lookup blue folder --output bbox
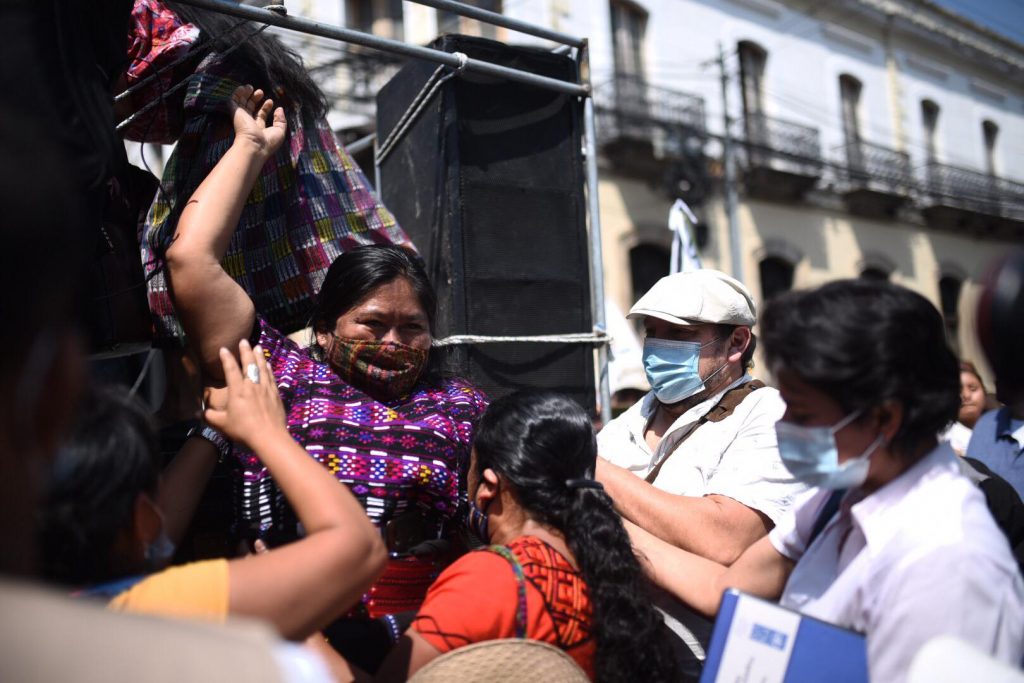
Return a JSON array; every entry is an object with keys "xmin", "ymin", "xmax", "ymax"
[{"xmin": 700, "ymin": 590, "xmax": 868, "ymax": 683}]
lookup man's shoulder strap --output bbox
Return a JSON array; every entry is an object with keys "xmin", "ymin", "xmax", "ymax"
[
  {"xmin": 644, "ymin": 379, "xmax": 766, "ymax": 484},
  {"xmin": 703, "ymin": 379, "xmax": 765, "ymax": 424}
]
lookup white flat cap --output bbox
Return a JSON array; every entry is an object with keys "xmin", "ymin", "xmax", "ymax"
[{"xmin": 628, "ymin": 269, "xmax": 756, "ymax": 327}]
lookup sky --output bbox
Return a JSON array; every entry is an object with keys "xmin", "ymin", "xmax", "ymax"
[{"xmin": 933, "ymin": 0, "xmax": 1024, "ymax": 45}]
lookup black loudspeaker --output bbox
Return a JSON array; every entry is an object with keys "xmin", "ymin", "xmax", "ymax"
[{"xmin": 377, "ymin": 35, "xmax": 594, "ymax": 410}]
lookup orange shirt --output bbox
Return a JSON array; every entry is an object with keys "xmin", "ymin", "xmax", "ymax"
[
  {"xmin": 412, "ymin": 536, "xmax": 595, "ymax": 678},
  {"xmin": 108, "ymin": 559, "xmax": 230, "ymax": 622}
]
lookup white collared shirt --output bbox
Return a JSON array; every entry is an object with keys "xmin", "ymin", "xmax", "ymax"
[
  {"xmin": 597, "ymin": 374, "xmax": 805, "ymax": 525},
  {"xmin": 770, "ymin": 442, "xmax": 1024, "ymax": 683}
]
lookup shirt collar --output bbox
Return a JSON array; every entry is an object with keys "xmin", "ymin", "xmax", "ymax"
[
  {"xmin": 640, "ymin": 373, "xmax": 752, "ymax": 431},
  {"xmin": 847, "ymin": 441, "xmax": 959, "ymax": 548},
  {"xmin": 996, "ymin": 408, "xmax": 1024, "ymax": 448}
]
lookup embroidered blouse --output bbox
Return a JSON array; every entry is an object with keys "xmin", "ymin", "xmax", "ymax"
[{"xmin": 233, "ymin": 318, "xmax": 488, "ymax": 542}]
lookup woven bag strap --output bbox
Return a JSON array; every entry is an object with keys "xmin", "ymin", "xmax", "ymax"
[{"xmin": 487, "ymin": 545, "xmax": 528, "ymax": 639}]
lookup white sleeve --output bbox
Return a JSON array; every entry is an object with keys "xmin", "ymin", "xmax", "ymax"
[
  {"xmin": 864, "ymin": 548, "xmax": 1024, "ymax": 683},
  {"xmin": 702, "ymin": 389, "xmax": 807, "ymax": 525},
  {"xmin": 768, "ymin": 488, "xmax": 829, "ymax": 562}
]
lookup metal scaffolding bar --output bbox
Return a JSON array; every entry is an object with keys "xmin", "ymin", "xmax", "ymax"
[
  {"xmin": 582, "ymin": 64, "xmax": 612, "ymax": 426},
  {"xmin": 172, "ymin": 0, "xmax": 588, "ymax": 96},
  {"xmin": 408, "ymin": 0, "xmax": 585, "ymax": 48}
]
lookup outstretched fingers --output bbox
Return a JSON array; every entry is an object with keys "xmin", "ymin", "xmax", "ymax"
[
  {"xmin": 256, "ymin": 98, "xmax": 275, "ymax": 127},
  {"xmin": 204, "ymin": 347, "xmax": 241, "ymax": 431},
  {"xmin": 219, "ymin": 345, "xmax": 244, "ymax": 388}
]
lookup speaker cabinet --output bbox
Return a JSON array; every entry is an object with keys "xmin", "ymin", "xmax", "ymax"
[{"xmin": 377, "ymin": 35, "xmax": 594, "ymax": 409}]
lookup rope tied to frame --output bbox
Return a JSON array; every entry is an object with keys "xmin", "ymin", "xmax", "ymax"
[
  {"xmin": 374, "ymin": 51, "xmax": 470, "ymax": 166},
  {"xmin": 432, "ymin": 331, "xmax": 611, "ymax": 347}
]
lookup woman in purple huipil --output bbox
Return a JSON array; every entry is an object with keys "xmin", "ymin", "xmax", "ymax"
[{"xmin": 165, "ymin": 86, "xmax": 487, "ymax": 668}]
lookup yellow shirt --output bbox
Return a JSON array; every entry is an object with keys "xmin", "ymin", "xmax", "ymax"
[{"xmin": 108, "ymin": 559, "xmax": 230, "ymax": 622}]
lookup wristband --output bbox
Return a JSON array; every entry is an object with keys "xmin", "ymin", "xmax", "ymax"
[{"xmin": 187, "ymin": 424, "xmax": 232, "ymax": 459}]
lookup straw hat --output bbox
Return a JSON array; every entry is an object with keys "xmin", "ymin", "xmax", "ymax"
[{"xmin": 408, "ymin": 639, "xmax": 590, "ymax": 682}]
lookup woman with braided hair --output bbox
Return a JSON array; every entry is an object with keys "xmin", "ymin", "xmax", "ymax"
[{"xmin": 375, "ymin": 390, "xmax": 680, "ymax": 681}]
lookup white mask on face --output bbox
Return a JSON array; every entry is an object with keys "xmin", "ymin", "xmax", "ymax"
[{"xmin": 775, "ymin": 410, "xmax": 885, "ymax": 489}]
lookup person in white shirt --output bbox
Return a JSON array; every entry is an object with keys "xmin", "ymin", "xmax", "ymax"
[
  {"xmin": 629, "ymin": 279, "xmax": 1024, "ymax": 683},
  {"xmin": 595, "ymin": 270, "xmax": 806, "ymax": 674}
]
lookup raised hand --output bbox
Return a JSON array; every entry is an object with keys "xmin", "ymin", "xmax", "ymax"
[
  {"xmin": 230, "ymin": 84, "xmax": 287, "ymax": 157},
  {"xmin": 205, "ymin": 338, "xmax": 287, "ymax": 449}
]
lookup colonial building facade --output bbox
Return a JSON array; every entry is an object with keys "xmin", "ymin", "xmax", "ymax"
[{"xmin": 287, "ymin": 0, "xmax": 1024, "ymax": 383}]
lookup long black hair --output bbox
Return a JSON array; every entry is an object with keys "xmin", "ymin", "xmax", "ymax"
[
  {"xmin": 761, "ymin": 279, "xmax": 960, "ymax": 460},
  {"xmin": 167, "ymin": 1, "xmax": 328, "ymax": 118},
  {"xmin": 37, "ymin": 384, "xmax": 161, "ymax": 586},
  {"xmin": 472, "ymin": 391, "xmax": 679, "ymax": 683}
]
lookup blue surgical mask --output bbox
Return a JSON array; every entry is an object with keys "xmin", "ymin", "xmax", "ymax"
[
  {"xmin": 642, "ymin": 337, "xmax": 725, "ymax": 404},
  {"xmin": 775, "ymin": 410, "xmax": 885, "ymax": 489},
  {"xmin": 465, "ymin": 498, "xmax": 490, "ymax": 544},
  {"xmin": 144, "ymin": 529, "xmax": 176, "ymax": 569}
]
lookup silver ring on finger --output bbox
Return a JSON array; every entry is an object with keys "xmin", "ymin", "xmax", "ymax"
[{"xmin": 245, "ymin": 363, "xmax": 261, "ymax": 384}]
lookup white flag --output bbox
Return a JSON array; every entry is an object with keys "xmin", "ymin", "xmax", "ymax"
[{"xmin": 668, "ymin": 198, "xmax": 702, "ymax": 274}]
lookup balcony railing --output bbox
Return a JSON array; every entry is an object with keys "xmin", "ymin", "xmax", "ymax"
[
  {"xmin": 595, "ymin": 73, "xmax": 707, "ymax": 144},
  {"xmin": 837, "ymin": 140, "xmax": 914, "ymax": 194},
  {"xmin": 923, "ymin": 162, "xmax": 1024, "ymax": 221},
  {"xmin": 738, "ymin": 113, "xmax": 822, "ymax": 165}
]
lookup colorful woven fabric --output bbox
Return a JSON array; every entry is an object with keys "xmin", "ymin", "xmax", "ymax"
[
  {"xmin": 127, "ymin": 0, "xmax": 412, "ymax": 338},
  {"xmin": 325, "ymin": 337, "xmax": 428, "ymax": 401},
  {"xmin": 412, "ymin": 536, "xmax": 596, "ymax": 678},
  {"xmin": 122, "ymin": 0, "xmax": 199, "ymax": 144},
  {"xmin": 236, "ymin": 318, "xmax": 487, "ymax": 608}
]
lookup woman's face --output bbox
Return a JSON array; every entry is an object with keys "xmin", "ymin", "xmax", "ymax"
[
  {"xmin": 959, "ymin": 371, "xmax": 986, "ymax": 426},
  {"xmin": 326, "ymin": 277, "xmax": 432, "ymax": 350},
  {"xmin": 776, "ymin": 368, "xmax": 883, "ymax": 464}
]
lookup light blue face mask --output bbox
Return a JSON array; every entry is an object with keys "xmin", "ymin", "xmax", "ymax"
[
  {"xmin": 642, "ymin": 337, "xmax": 726, "ymax": 404},
  {"xmin": 775, "ymin": 410, "xmax": 885, "ymax": 490}
]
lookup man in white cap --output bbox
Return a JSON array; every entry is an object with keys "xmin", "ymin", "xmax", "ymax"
[{"xmin": 595, "ymin": 270, "xmax": 805, "ymax": 672}]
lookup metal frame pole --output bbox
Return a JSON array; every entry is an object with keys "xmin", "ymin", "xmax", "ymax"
[
  {"xmin": 580, "ymin": 45, "xmax": 612, "ymax": 426},
  {"xmin": 173, "ymin": 0, "xmax": 588, "ymax": 96},
  {"xmin": 408, "ymin": 0, "xmax": 584, "ymax": 47},
  {"xmin": 173, "ymin": 0, "xmax": 589, "ymax": 96}
]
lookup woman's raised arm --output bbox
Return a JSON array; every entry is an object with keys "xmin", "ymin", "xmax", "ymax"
[{"xmin": 165, "ymin": 85, "xmax": 285, "ymax": 379}]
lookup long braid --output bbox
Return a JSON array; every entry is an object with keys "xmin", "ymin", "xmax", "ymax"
[{"xmin": 474, "ymin": 391, "xmax": 679, "ymax": 682}]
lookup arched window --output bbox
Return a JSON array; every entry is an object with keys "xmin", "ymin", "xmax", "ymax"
[
  {"xmin": 839, "ymin": 74, "xmax": 864, "ymax": 172},
  {"xmin": 921, "ymin": 99, "xmax": 939, "ymax": 164},
  {"xmin": 759, "ymin": 256, "xmax": 794, "ymax": 302},
  {"xmin": 983, "ymin": 119, "xmax": 999, "ymax": 176},
  {"xmin": 738, "ymin": 41, "xmax": 768, "ymax": 146},
  {"xmin": 629, "ymin": 243, "xmax": 670, "ymax": 305},
  {"xmin": 839, "ymin": 74, "xmax": 863, "ymax": 146},
  {"xmin": 610, "ymin": 0, "xmax": 648, "ymax": 80},
  {"xmin": 939, "ymin": 275, "xmax": 962, "ymax": 354}
]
